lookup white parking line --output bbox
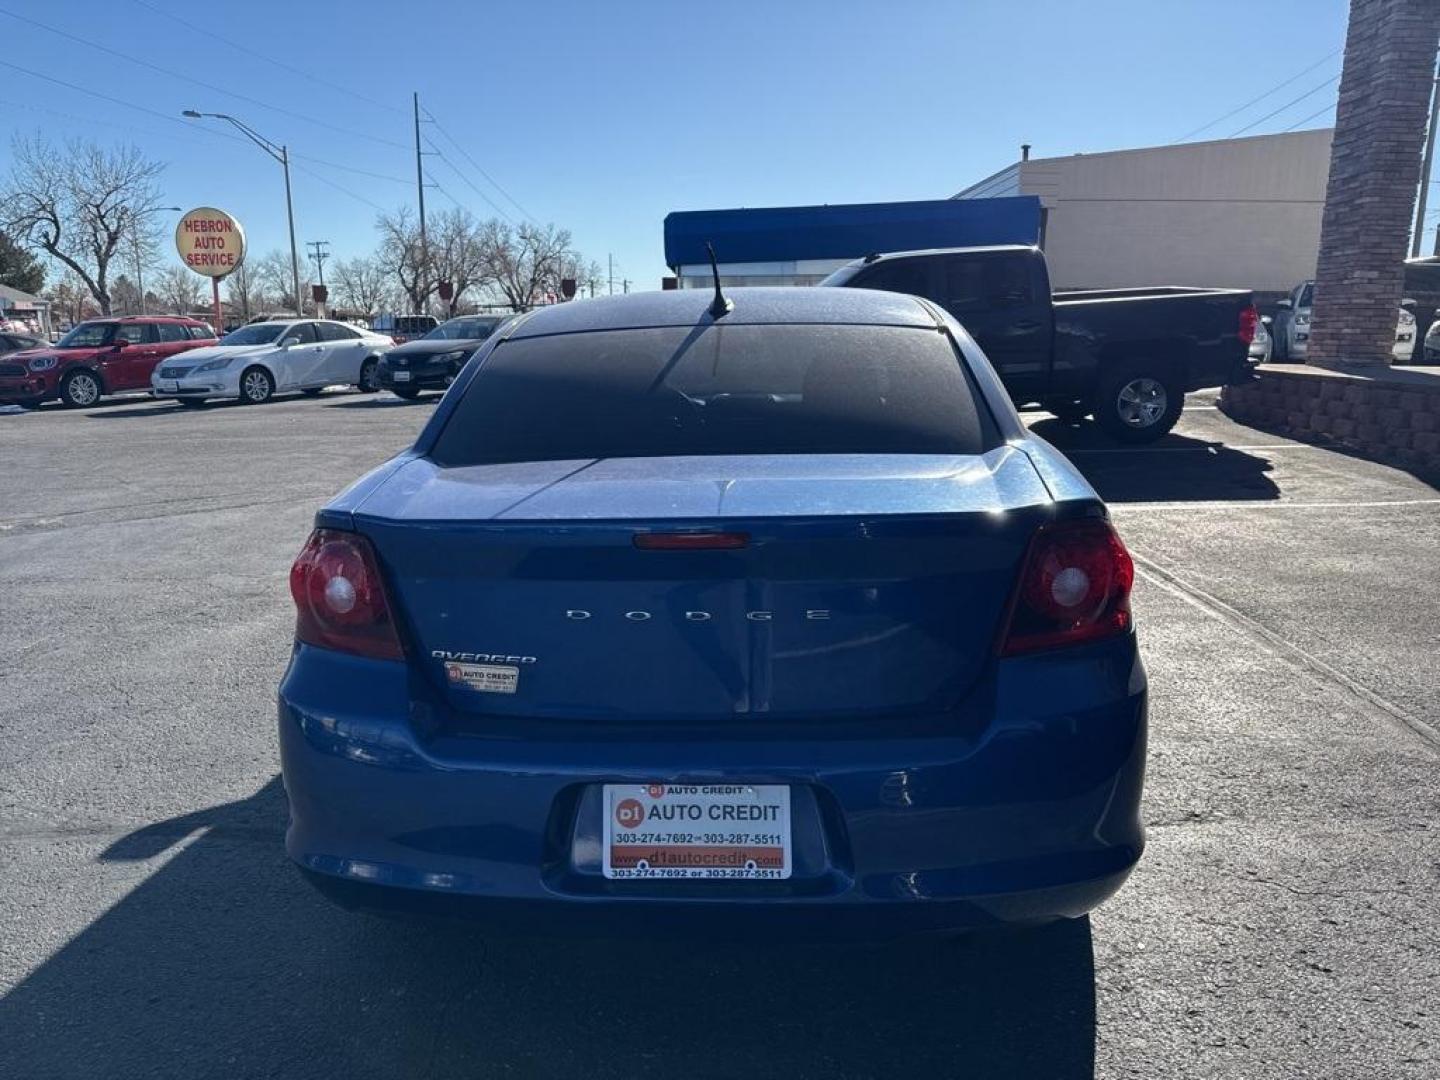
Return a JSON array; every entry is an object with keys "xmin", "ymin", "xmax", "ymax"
[
  {"xmin": 1132, "ymin": 553, "xmax": 1440, "ymax": 749},
  {"xmin": 1112, "ymin": 497, "xmax": 1440, "ymax": 512},
  {"xmin": 1066, "ymin": 444, "xmax": 1303, "ymax": 455}
]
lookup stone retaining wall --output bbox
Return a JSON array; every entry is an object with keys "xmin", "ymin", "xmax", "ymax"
[{"xmin": 1219, "ymin": 365, "xmax": 1440, "ymax": 479}]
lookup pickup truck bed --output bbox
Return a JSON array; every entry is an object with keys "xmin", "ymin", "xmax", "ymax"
[{"xmin": 823, "ymin": 246, "xmax": 1257, "ymax": 442}]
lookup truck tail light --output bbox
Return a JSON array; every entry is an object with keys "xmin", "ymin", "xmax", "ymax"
[
  {"xmin": 999, "ymin": 519, "xmax": 1134, "ymax": 656},
  {"xmin": 1239, "ymin": 304, "xmax": 1259, "ymax": 346},
  {"xmin": 289, "ymin": 529, "xmax": 404, "ymax": 660}
]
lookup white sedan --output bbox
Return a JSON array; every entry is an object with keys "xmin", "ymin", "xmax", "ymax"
[{"xmin": 150, "ymin": 319, "xmax": 393, "ymax": 406}]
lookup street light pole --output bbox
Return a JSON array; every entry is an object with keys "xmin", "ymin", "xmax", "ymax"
[{"xmin": 182, "ymin": 110, "xmax": 303, "ymax": 317}]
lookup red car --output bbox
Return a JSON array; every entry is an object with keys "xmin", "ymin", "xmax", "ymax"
[{"xmin": 0, "ymin": 316, "xmax": 218, "ymax": 408}]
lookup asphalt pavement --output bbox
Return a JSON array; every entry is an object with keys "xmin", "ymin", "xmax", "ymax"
[{"xmin": 0, "ymin": 387, "xmax": 1436, "ymax": 1079}]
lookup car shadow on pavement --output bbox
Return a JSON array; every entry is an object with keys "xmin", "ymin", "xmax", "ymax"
[
  {"xmin": 1028, "ymin": 417, "xmax": 1281, "ymax": 503},
  {"xmin": 326, "ymin": 396, "xmax": 438, "ymax": 409},
  {"xmin": 0, "ymin": 777, "xmax": 1098, "ymax": 1079}
]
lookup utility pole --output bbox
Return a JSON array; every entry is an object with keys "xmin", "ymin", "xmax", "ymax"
[
  {"xmin": 622, "ymin": 279, "xmax": 631, "ymax": 294},
  {"xmin": 413, "ymin": 92, "xmax": 430, "ymax": 317},
  {"xmin": 306, "ymin": 240, "xmax": 330, "ymax": 286},
  {"xmin": 1411, "ymin": 70, "xmax": 1440, "ymax": 258}
]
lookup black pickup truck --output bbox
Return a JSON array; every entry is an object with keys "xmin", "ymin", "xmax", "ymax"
[{"xmin": 822, "ymin": 245, "xmax": 1258, "ymax": 442}]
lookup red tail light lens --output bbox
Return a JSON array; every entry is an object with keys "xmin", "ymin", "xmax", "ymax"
[
  {"xmin": 634, "ymin": 531, "xmax": 750, "ymax": 550},
  {"xmin": 288, "ymin": 529, "xmax": 404, "ymax": 660},
  {"xmin": 1238, "ymin": 304, "xmax": 1259, "ymax": 346},
  {"xmin": 999, "ymin": 519, "xmax": 1135, "ymax": 656}
]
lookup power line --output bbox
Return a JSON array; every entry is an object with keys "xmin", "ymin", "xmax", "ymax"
[
  {"xmin": 0, "ymin": 58, "xmax": 409, "ymax": 212},
  {"xmin": 291, "ymin": 163, "xmax": 388, "ymax": 213},
  {"xmin": 0, "ymin": 5, "xmax": 408, "ymax": 151},
  {"xmin": 290, "ymin": 155, "xmax": 411, "ymax": 185},
  {"xmin": 0, "ymin": 58, "xmax": 249, "ymax": 141},
  {"xmin": 1229, "ymin": 74, "xmax": 1341, "ymax": 137},
  {"xmin": 1172, "ymin": 50, "xmax": 1342, "ymax": 143},
  {"xmin": 1283, "ymin": 101, "xmax": 1339, "ymax": 132},
  {"xmin": 130, "ymin": 0, "xmax": 405, "ymax": 116},
  {"xmin": 423, "ymin": 108, "xmax": 536, "ymax": 221},
  {"xmin": 422, "ymin": 140, "xmax": 516, "ymax": 223}
]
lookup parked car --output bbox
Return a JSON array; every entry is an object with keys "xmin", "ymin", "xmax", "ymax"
[
  {"xmin": 370, "ymin": 313, "xmax": 439, "ymax": 345},
  {"xmin": 0, "ymin": 316, "xmax": 217, "ymax": 408},
  {"xmin": 1425, "ymin": 317, "xmax": 1440, "ymax": 363},
  {"xmin": 821, "ymin": 246, "xmax": 1256, "ymax": 442},
  {"xmin": 1, "ymin": 331, "xmax": 45, "ymax": 357},
  {"xmin": 1250, "ymin": 314, "xmax": 1273, "ymax": 363},
  {"xmin": 279, "ymin": 287, "xmax": 1147, "ymax": 935},
  {"xmin": 151, "ymin": 319, "xmax": 393, "ymax": 406},
  {"xmin": 1270, "ymin": 280, "xmax": 1416, "ymax": 363},
  {"xmin": 377, "ymin": 314, "xmax": 510, "ymax": 399}
]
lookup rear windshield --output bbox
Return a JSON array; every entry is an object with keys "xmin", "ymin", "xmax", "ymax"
[{"xmin": 430, "ymin": 324, "xmax": 995, "ymax": 466}]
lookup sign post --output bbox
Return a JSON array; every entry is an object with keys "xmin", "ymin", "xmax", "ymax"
[{"xmin": 175, "ymin": 206, "xmax": 246, "ymax": 332}]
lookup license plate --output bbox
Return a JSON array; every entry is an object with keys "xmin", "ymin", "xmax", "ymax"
[
  {"xmin": 157, "ymin": 379, "xmax": 178, "ymax": 392},
  {"xmin": 392, "ymin": 371, "xmax": 412, "ymax": 382},
  {"xmin": 603, "ymin": 783, "xmax": 791, "ymax": 880}
]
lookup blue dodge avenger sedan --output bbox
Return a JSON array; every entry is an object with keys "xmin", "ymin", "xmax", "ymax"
[{"xmin": 278, "ymin": 285, "xmax": 1146, "ymax": 936}]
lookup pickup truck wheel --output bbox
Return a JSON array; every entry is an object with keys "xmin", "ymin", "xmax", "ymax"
[
  {"xmin": 1044, "ymin": 399, "xmax": 1090, "ymax": 424},
  {"xmin": 1094, "ymin": 371, "xmax": 1183, "ymax": 443}
]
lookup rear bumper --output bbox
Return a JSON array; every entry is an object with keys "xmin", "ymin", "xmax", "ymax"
[{"xmin": 278, "ymin": 641, "xmax": 1147, "ymax": 938}]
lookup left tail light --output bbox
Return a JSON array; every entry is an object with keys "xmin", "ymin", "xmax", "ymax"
[
  {"xmin": 289, "ymin": 529, "xmax": 404, "ymax": 660},
  {"xmin": 999, "ymin": 518, "xmax": 1135, "ymax": 656},
  {"xmin": 1238, "ymin": 304, "xmax": 1259, "ymax": 346}
]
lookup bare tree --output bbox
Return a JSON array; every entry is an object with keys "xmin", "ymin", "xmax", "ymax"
[
  {"xmin": 375, "ymin": 206, "xmax": 431, "ymax": 315},
  {"xmin": 156, "ymin": 265, "xmax": 206, "ymax": 314},
  {"xmin": 109, "ymin": 274, "xmax": 143, "ymax": 315},
  {"xmin": 485, "ymin": 222, "xmax": 576, "ymax": 311},
  {"xmin": 330, "ymin": 255, "xmax": 391, "ymax": 320},
  {"xmin": 45, "ymin": 268, "xmax": 100, "ymax": 326},
  {"xmin": 252, "ymin": 249, "xmax": 302, "ymax": 314},
  {"xmin": 224, "ymin": 259, "xmax": 257, "ymax": 321},
  {"xmin": 0, "ymin": 136, "xmax": 165, "ymax": 315},
  {"xmin": 428, "ymin": 207, "xmax": 492, "ymax": 316}
]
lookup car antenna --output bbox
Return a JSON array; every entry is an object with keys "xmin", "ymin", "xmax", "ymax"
[{"xmin": 705, "ymin": 242, "xmax": 732, "ymax": 318}]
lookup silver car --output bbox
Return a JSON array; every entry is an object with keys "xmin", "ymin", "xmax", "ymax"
[{"xmin": 1271, "ymin": 280, "xmax": 1415, "ymax": 362}]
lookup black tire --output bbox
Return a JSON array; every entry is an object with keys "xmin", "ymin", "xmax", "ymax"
[
  {"xmin": 59, "ymin": 369, "xmax": 103, "ymax": 408},
  {"xmin": 301, "ymin": 387, "xmax": 325, "ymax": 397},
  {"xmin": 1043, "ymin": 399, "xmax": 1090, "ymax": 424},
  {"xmin": 358, "ymin": 357, "xmax": 380, "ymax": 393},
  {"xmin": 175, "ymin": 398, "xmax": 208, "ymax": 409},
  {"xmin": 239, "ymin": 365, "xmax": 274, "ymax": 405},
  {"xmin": 391, "ymin": 385, "xmax": 422, "ymax": 400},
  {"xmin": 1092, "ymin": 366, "xmax": 1184, "ymax": 443},
  {"xmin": 1271, "ymin": 328, "xmax": 1288, "ymax": 363}
]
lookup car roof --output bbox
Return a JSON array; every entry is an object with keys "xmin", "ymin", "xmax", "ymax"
[
  {"xmin": 82, "ymin": 315, "xmax": 203, "ymax": 323},
  {"xmin": 506, "ymin": 287, "xmax": 935, "ymax": 339}
]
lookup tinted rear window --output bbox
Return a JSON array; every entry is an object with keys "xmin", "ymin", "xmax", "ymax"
[{"xmin": 430, "ymin": 324, "xmax": 995, "ymax": 466}]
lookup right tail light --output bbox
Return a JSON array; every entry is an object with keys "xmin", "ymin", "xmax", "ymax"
[
  {"xmin": 999, "ymin": 519, "xmax": 1135, "ymax": 656},
  {"xmin": 1239, "ymin": 304, "xmax": 1259, "ymax": 346}
]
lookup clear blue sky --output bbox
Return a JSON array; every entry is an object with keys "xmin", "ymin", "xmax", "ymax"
[{"xmin": 0, "ymin": 0, "xmax": 1350, "ymax": 291}]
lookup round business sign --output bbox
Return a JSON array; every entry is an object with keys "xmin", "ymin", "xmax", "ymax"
[{"xmin": 175, "ymin": 206, "xmax": 246, "ymax": 278}]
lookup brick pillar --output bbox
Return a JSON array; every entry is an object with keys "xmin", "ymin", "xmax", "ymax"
[{"xmin": 1308, "ymin": 0, "xmax": 1440, "ymax": 368}]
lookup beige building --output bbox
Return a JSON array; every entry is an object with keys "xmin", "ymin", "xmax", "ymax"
[{"xmin": 954, "ymin": 129, "xmax": 1334, "ymax": 297}]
